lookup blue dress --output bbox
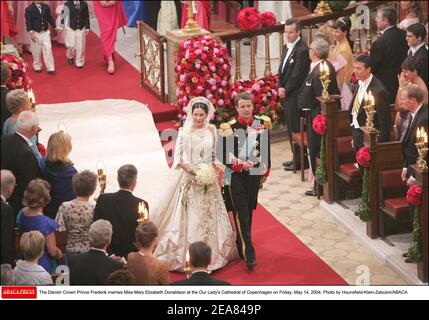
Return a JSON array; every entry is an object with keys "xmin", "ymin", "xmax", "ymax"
[
  {"xmin": 17, "ymin": 211, "xmax": 59, "ymax": 274},
  {"xmin": 122, "ymin": 1, "xmax": 146, "ymax": 28}
]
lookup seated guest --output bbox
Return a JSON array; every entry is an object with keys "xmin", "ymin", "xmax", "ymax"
[
  {"xmin": 1, "ymin": 264, "xmax": 14, "ymax": 285},
  {"xmin": 3, "ymin": 89, "xmax": 41, "ymax": 159},
  {"xmin": 127, "ymin": 221, "xmax": 170, "ymax": 285},
  {"xmin": 1, "ymin": 111, "xmax": 41, "ymax": 216},
  {"xmin": 1, "ymin": 61, "xmax": 11, "ymax": 133},
  {"xmin": 171, "ymin": 241, "xmax": 231, "ymax": 286},
  {"xmin": 350, "ymin": 55, "xmax": 390, "ymax": 156},
  {"xmin": 18, "ymin": 179, "xmax": 62, "ymax": 274},
  {"xmin": 13, "ymin": 231, "xmax": 53, "ymax": 285},
  {"xmin": 69, "ymin": 219, "xmax": 123, "ymax": 285},
  {"xmin": 372, "ymin": 5, "xmax": 409, "ymax": 104},
  {"xmin": 39, "ymin": 132, "xmax": 77, "ymax": 219},
  {"xmin": 1, "ymin": 170, "xmax": 16, "ymax": 265},
  {"xmin": 56, "ymin": 170, "xmax": 97, "ymax": 263},
  {"xmin": 94, "ymin": 164, "xmax": 149, "ymax": 258},
  {"xmin": 297, "ymin": 38, "xmax": 340, "ymax": 197},
  {"xmin": 406, "ymin": 23, "xmax": 428, "ymax": 88},
  {"xmin": 107, "ymin": 269, "xmax": 136, "ymax": 285},
  {"xmin": 401, "ymin": 84, "xmax": 428, "ymax": 186}
]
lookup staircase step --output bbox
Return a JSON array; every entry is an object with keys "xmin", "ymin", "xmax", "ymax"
[{"xmin": 152, "ymin": 108, "xmax": 178, "ymax": 123}]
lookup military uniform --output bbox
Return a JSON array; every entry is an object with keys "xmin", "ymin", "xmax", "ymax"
[{"xmin": 218, "ymin": 115, "xmax": 271, "ymax": 268}]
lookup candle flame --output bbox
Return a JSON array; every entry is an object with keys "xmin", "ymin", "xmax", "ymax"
[
  {"xmin": 58, "ymin": 122, "xmax": 67, "ymax": 134},
  {"xmin": 186, "ymin": 250, "xmax": 190, "ymax": 263},
  {"xmin": 28, "ymin": 89, "xmax": 36, "ymax": 104},
  {"xmin": 97, "ymin": 160, "xmax": 105, "ymax": 173}
]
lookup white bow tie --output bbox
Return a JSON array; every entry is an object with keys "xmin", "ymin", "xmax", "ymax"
[{"xmin": 287, "ymin": 43, "xmax": 294, "ymax": 50}]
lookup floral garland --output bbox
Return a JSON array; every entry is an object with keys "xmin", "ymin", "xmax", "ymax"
[
  {"xmin": 231, "ymin": 75, "xmax": 282, "ymax": 125},
  {"xmin": 175, "ymin": 35, "xmax": 234, "ymax": 123},
  {"xmin": 175, "ymin": 35, "xmax": 283, "ymax": 125},
  {"xmin": 0, "ymin": 54, "xmax": 31, "ymax": 91},
  {"xmin": 312, "ymin": 114, "xmax": 328, "ymax": 184},
  {"xmin": 406, "ymin": 184, "xmax": 424, "ymax": 263},
  {"xmin": 355, "ymin": 146, "xmax": 371, "ymax": 222}
]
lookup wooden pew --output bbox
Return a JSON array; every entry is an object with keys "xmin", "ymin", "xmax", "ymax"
[
  {"xmin": 363, "ymin": 128, "xmax": 404, "ymax": 239},
  {"xmin": 412, "ymin": 165, "xmax": 428, "ymax": 283}
]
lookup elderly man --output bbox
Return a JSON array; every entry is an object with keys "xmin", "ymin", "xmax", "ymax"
[
  {"xmin": 1, "ymin": 170, "xmax": 16, "ymax": 265},
  {"xmin": 1, "ymin": 111, "xmax": 41, "ymax": 216},
  {"xmin": 298, "ymin": 38, "xmax": 340, "ymax": 196},
  {"xmin": 94, "ymin": 164, "xmax": 149, "ymax": 258},
  {"xmin": 371, "ymin": 5, "xmax": 408, "ymax": 104},
  {"xmin": 69, "ymin": 219, "xmax": 123, "ymax": 285}
]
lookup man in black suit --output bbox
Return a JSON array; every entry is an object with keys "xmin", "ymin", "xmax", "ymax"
[
  {"xmin": 94, "ymin": 164, "xmax": 149, "ymax": 258},
  {"xmin": 371, "ymin": 6, "xmax": 408, "ymax": 104},
  {"xmin": 406, "ymin": 23, "xmax": 428, "ymax": 89},
  {"xmin": 171, "ymin": 242, "xmax": 230, "ymax": 286},
  {"xmin": 61, "ymin": 1, "xmax": 90, "ymax": 68},
  {"xmin": 349, "ymin": 55, "xmax": 390, "ymax": 156},
  {"xmin": 25, "ymin": 1, "xmax": 57, "ymax": 74},
  {"xmin": 298, "ymin": 38, "xmax": 340, "ymax": 196},
  {"xmin": 1, "ymin": 111, "xmax": 41, "ymax": 216},
  {"xmin": 69, "ymin": 220, "xmax": 123, "ymax": 285},
  {"xmin": 1, "ymin": 170, "xmax": 16, "ymax": 266},
  {"xmin": 1, "ymin": 61, "xmax": 11, "ymax": 134},
  {"xmin": 401, "ymin": 84, "xmax": 428, "ymax": 186},
  {"xmin": 278, "ymin": 18, "xmax": 311, "ymax": 171}
]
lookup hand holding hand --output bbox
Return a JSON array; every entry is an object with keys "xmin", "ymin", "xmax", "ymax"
[{"xmin": 242, "ymin": 160, "xmax": 254, "ymax": 171}]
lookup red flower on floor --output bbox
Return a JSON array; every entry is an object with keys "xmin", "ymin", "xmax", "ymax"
[
  {"xmin": 356, "ymin": 146, "xmax": 371, "ymax": 168},
  {"xmin": 407, "ymin": 184, "xmax": 423, "ymax": 206},
  {"xmin": 312, "ymin": 114, "xmax": 327, "ymax": 135},
  {"xmin": 237, "ymin": 8, "xmax": 261, "ymax": 31},
  {"xmin": 260, "ymin": 11, "xmax": 276, "ymax": 27}
]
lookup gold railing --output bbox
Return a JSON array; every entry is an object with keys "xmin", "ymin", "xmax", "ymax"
[{"xmin": 137, "ymin": 21, "xmax": 166, "ymax": 102}]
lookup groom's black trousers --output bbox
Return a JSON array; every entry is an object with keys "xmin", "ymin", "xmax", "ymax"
[{"xmin": 230, "ymin": 171, "xmax": 261, "ymax": 263}]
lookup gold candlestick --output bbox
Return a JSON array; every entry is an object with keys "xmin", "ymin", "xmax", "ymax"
[
  {"xmin": 415, "ymin": 127, "xmax": 428, "ymax": 171},
  {"xmin": 319, "ymin": 61, "xmax": 331, "ymax": 99},
  {"xmin": 137, "ymin": 202, "xmax": 149, "ymax": 224},
  {"xmin": 314, "ymin": 1, "xmax": 332, "ymax": 16},
  {"xmin": 97, "ymin": 160, "xmax": 107, "ymax": 194},
  {"xmin": 184, "ymin": 250, "xmax": 192, "ymax": 278},
  {"xmin": 364, "ymin": 90, "xmax": 376, "ymax": 131},
  {"xmin": 183, "ymin": 0, "xmax": 201, "ymax": 33}
]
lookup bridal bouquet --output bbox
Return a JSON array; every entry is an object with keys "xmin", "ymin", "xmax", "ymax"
[{"xmin": 192, "ymin": 163, "xmax": 218, "ymax": 190}]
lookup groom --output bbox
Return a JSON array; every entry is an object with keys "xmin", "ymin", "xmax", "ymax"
[{"xmin": 218, "ymin": 92, "xmax": 271, "ymax": 271}]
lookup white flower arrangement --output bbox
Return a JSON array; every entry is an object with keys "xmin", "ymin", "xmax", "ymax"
[{"xmin": 192, "ymin": 163, "xmax": 217, "ymax": 189}]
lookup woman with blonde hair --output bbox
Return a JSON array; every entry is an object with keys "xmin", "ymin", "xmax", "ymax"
[
  {"xmin": 13, "ymin": 231, "xmax": 53, "ymax": 285},
  {"xmin": 317, "ymin": 24, "xmax": 353, "ymax": 110},
  {"xmin": 38, "ymin": 132, "xmax": 77, "ymax": 219},
  {"xmin": 17, "ymin": 179, "xmax": 62, "ymax": 274},
  {"xmin": 2, "ymin": 89, "xmax": 41, "ymax": 159},
  {"xmin": 399, "ymin": 1, "xmax": 425, "ymax": 30}
]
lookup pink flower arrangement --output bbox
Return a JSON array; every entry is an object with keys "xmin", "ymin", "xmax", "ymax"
[{"xmin": 0, "ymin": 54, "xmax": 32, "ymax": 91}]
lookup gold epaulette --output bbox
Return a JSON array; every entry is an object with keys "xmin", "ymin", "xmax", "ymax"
[
  {"xmin": 228, "ymin": 119, "xmax": 237, "ymax": 125},
  {"xmin": 260, "ymin": 115, "xmax": 272, "ymax": 129},
  {"xmin": 219, "ymin": 122, "xmax": 234, "ymax": 137}
]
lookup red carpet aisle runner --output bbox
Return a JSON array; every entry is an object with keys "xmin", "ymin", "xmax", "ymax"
[{"xmin": 25, "ymin": 32, "xmax": 347, "ymax": 285}]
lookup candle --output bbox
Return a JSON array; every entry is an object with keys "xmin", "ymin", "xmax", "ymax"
[
  {"xmin": 368, "ymin": 91, "xmax": 375, "ymax": 106},
  {"xmin": 28, "ymin": 89, "xmax": 35, "ymax": 104},
  {"xmin": 97, "ymin": 160, "xmax": 105, "ymax": 175},
  {"xmin": 324, "ymin": 61, "xmax": 329, "ymax": 76},
  {"xmin": 58, "ymin": 122, "xmax": 67, "ymax": 134},
  {"xmin": 185, "ymin": 250, "xmax": 190, "ymax": 266}
]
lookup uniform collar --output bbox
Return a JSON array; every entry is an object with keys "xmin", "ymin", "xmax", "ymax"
[{"xmin": 237, "ymin": 116, "xmax": 254, "ymax": 126}]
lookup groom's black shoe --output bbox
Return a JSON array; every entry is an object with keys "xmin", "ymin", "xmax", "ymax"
[{"xmin": 246, "ymin": 260, "xmax": 257, "ymax": 271}]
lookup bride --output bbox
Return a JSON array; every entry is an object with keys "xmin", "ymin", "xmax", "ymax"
[{"xmin": 153, "ymin": 97, "xmax": 238, "ymax": 272}]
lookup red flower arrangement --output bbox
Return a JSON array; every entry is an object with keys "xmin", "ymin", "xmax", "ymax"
[
  {"xmin": 260, "ymin": 11, "xmax": 276, "ymax": 27},
  {"xmin": 356, "ymin": 146, "xmax": 371, "ymax": 168},
  {"xmin": 231, "ymin": 75, "xmax": 282, "ymax": 125},
  {"xmin": 312, "ymin": 114, "xmax": 328, "ymax": 135},
  {"xmin": 407, "ymin": 184, "xmax": 423, "ymax": 207},
  {"xmin": 0, "ymin": 54, "xmax": 31, "ymax": 91},
  {"xmin": 175, "ymin": 35, "xmax": 234, "ymax": 122},
  {"xmin": 237, "ymin": 8, "xmax": 261, "ymax": 31}
]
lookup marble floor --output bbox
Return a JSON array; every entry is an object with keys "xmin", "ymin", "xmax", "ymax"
[{"xmin": 70, "ymin": 16, "xmax": 413, "ymax": 285}]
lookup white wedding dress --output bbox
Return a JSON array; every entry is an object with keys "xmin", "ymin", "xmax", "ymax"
[{"xmin": 153, "ymin": 100, "xmax": 238, "ymax": 272}]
